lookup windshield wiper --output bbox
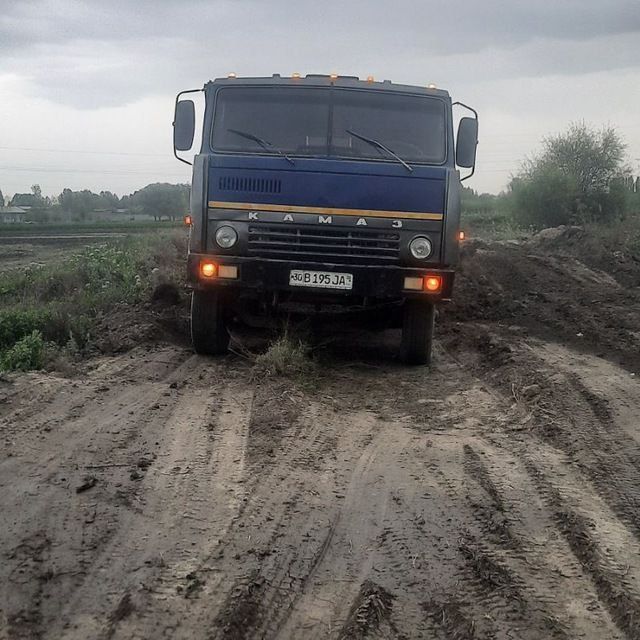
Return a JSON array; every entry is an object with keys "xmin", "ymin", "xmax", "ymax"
[
  {"xmin": 345, "ymin": 129, "xmax": 413, "ymax": 173},
  {"xmin": 227, "ymin": 128, "xmax": 295, "ymax": 165}
]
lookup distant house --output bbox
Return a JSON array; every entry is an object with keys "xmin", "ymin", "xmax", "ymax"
[
  {"xmin": 0, "ymin": 206, "xmax": 28, "ymax": 223},
  {"xmin": 9, "ymin": 193, "xmax": 39, "ymax": 209}
]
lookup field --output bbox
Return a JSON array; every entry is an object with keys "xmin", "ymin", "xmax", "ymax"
[{"xmin": 2, "ymin": 225, "xmax": 640, "ymax": 639}]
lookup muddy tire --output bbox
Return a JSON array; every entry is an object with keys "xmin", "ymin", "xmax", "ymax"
[
  {"xmin": 190, "ymin": 290, "xmax": 229, "ymax": 356},
  {"xmin": 401, "ymin": 300, "xmax": 435, "ymax": 365}
]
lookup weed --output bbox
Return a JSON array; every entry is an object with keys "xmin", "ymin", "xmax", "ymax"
[
  {"xmin": 1, "ymin": 331, "xmax": 45, "ymax": 372},
  {"xmin": 254, "ymin": 332, "xmax": 315, "ymax": 379}
]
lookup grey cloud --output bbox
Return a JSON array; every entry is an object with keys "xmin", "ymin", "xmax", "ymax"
[
  {"xmin": 1, "ymin": 0, "xmax": 639, "ymax": 108},
  {"xmin": 2, "ymin": 0, "xmax": 639, "ymax": 52}
]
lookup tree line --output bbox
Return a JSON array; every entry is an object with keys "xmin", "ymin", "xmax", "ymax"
[{"xmin": 0, "ymin": 183, "xmax": 190, "ymax": 221}]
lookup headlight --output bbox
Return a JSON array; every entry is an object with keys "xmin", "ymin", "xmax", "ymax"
[
  {"xmin": 409, "ymin": 236, "xmax": 432, "ymax": 260},
  {"xmin": 215, "ymin": 225, "xmax": 238, "ymax": 249}
]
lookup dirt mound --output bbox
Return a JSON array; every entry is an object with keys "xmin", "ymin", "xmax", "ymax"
[
  {"xmin": 443, "ymin": 239, "xmax": 640, "ymax": 371},
  {"xmin": 525, "ymin": 224, "xmax": 640, "ymax": 289},
  {"xmin": 92, "ymin": 301, "xmax": 189, "ymax": 354}
]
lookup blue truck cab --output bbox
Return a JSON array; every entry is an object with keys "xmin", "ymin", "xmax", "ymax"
[{"xmin": 173, "ymin": 74, "xmax": 478, "ymax": 364}]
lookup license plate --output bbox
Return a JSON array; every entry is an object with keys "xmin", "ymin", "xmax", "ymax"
[{"xmin": 289, "ymin": 269, "xmax": 353, "ymax": 290}]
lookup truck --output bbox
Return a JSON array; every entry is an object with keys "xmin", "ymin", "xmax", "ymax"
[{"xmin": 173, "ymin": 73, "xmax": 478, "ymax": 364}]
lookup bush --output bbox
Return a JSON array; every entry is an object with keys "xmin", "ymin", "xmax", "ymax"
[
  {"xmin": 511, "ymin": 167, "xmax": 580, "ymax": 228},
  {"xmin": 1, "ymin": 331, "xmax": 45, "ymax": 372},
  {"xmin": 0, "ymin": 309, "xmax": 52, "ymax": 350},
  {"xmin": 509, "ymin": 123, "xmax": 630, "ymax": 229}
]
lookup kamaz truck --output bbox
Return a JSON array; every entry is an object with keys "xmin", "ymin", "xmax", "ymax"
[{"xmin": 173, "ymin": 74, "xmax": 478, "ymax": 364}]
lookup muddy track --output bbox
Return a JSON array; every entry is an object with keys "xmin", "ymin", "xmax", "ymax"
[{"xmin": 3, "ymin": 239, "xmax": 640, "ymax": 639}]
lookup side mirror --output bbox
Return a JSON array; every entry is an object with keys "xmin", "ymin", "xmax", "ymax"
[
  {"xmin": 173, "ymin": 100, "xmax": 195, "ymax": 151},
  {"xmin": 456, "ymin": 117, "xmax": 478, "ymax": 169}
]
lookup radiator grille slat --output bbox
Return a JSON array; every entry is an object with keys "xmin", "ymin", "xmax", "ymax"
[
  {"xmin": 248, "ymin": 224, "xmax": 401, "ymax": 265},
  {"xmin": 219, "ymin": 176, "xmax": 282, "ymax": 194}
]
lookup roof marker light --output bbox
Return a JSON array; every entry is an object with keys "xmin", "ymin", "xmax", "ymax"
[
  {"xmin": 228, "ymin": 72, "xmax": 237, "ymax": 79},
  {"xmin": 366, "ymin": 75, "xmax": 375, "ymax": 83},
  {"xmin": 330, "ymin": 73, "xmax": 338, "ymax": 80},
  {"xmin": 427, "ymin": 83, "xmax": 437, "ymax": 89},
  {"xmin": 292, "ymin": 72, "xmax": 301, "ymax": 79}
]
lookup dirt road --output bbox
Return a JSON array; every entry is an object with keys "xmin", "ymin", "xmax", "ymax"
[{"xmin": 2, "ymin": 235, "xmax": 640, "ymax": 639}]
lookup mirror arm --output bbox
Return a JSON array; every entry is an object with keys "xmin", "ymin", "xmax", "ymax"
[
  {"xmin": 173, "ymin": 88, "xmax": 202, "ymax": 166},
  {"xmin": 460, "ymin": 165, "xmax": 475, "ymax": 182},
  {"xmin": 452, "ymin": 101, "xmax": 478, "ymax": 119}
]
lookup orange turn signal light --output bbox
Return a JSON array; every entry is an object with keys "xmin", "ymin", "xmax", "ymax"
[
  {"xmin": 424, "ymin": 275, "xmax": 442, "ymax": 292},
  {"xmin": 458, "ymin": 230, "xmax": 465, "ymax": 241},
  {"xmin": 184, "ymin": 214, "xmax": 192, "ymax": 226},
  {"xmin": 200, "ymin": 261, "xmax": 217, "ymax": 278}
]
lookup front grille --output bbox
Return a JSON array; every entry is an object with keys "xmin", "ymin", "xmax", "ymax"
[{"xmin": 247, "ymin": 223, "xmax": 401, "ymax": 265}]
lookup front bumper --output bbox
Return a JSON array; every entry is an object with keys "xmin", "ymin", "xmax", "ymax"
[{"xmin": 187, "ymin": 253, "xmax": 455, "ymax": 301}]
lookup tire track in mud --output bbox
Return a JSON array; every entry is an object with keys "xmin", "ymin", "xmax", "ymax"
[
  {"xmin": 458, "ymin": 535, "xmax": 570, "ymax": 639},
  {"xmin": 462, "ymin": 443, "xmax": 523, "ymax": 552},
  {"xmin": 275, "ymin": 420, "xmax": 414, "ymax": 639},
  {"xmin": 562, "ymin": 375, "xmax": 640, "ymax": 541},
  {"xmin": 444, "ymin": 327, "xmax": 640, "ymax": 639},
  {"xmin": 0, "ymin": 348, "xmax": 254, "ymax": 640},
  {"xmin": 532, "ymin": 344, "xmax": 640, "ymax": 542},
  {"xmin": 1, "ymin": 358, "xmax": 195, "ymax": 640},
  {"xmin": 523, "ymin": 460, "xmax": 640, "ymax": 640},
  {"xmin": 448, "ymin": 327, "xmax": 640, "ymax": 544},
  {"xmin": 400, "ymin": 431, "xmax": 578, "ymax": 640},
  {"xmin": 106, "ymin": 381, "xmax": 254, "ymax": 640},
  {"xmin": 336, "ymin": 581, "xmax": 395, "ymax": 640},
  {"xmin": 207, "ymin": 405, "xmax": 372, "ymax": 640}
]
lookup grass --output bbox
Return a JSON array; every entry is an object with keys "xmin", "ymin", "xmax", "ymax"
[
  {"xmin": 253, "ymin": 331, "xmax": 316, "ymax": 379},
  {"xmin": 0, "ymin": 230, "xmax": 186, "ymax": 372},
  {"xmin": 461, "ymin": 207, "xmax": 530, "ymax": 242}
]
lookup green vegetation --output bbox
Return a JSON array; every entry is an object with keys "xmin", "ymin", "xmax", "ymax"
[
  {"xmin": 254, "ymin": 332, "xmax": 315, "ymax": 378},
  {"xmin": 1, "ymin": 331, "xmax": 45, "ymax": 372},
  {"xmin": 0, "ymin": 231, "xmax": 186, "ymax": 372},
  {"xmin": 462, "ymin": 123, "xmax": 640, "ymax": 238},
  {"xmin": 511, "ymin": 123, "xmax": 631, "ymax": 228},
  {"xmin": 130, "ymin": 183, "xmax": 190, "ymax": 221}
]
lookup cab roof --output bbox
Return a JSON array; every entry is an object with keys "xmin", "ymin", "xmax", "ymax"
[{"xmin": 204, "ymin": 74, "xmax": 450, "ymax": 98}]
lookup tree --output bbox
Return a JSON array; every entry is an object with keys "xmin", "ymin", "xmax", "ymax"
[
  {"xmin": 130, "ymin": 183, "xmax": 190, "ymax": 220},
  {"xmin": 99, "ymin": 191, "xmax": 120, "ymax": 209},
  {"xmin": 0, "ymin": 189, "xmax": 4, "ymax": 208},
  {"xmin": 510, "ymin": 123, "xmax": 629, "ymax": 229}
]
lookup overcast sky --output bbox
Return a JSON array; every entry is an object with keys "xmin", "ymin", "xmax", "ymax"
[{"xmin": 1, "ymin": 0, "xmax": 639, "ymax": 198}]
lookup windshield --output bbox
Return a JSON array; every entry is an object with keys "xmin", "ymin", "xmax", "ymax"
[{"xmin": 210, "ymin": 86, "xmax": 446, "ymax": 164}]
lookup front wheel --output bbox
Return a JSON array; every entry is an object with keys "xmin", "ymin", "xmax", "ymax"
[
  {"xmin": 401, "ymin": 300, "xmax": 435, "ymax": 365},
  {"xmin": 190, "ymin": 290, "xmax": 230, "ymax": 356}
]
